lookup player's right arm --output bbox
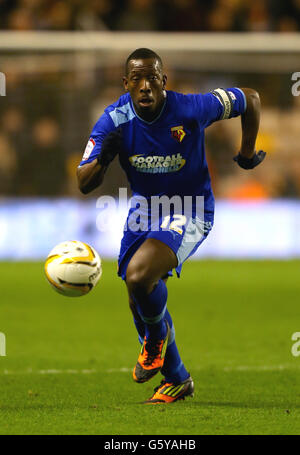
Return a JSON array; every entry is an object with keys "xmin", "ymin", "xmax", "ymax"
[
  {"xmin": 77, "ymin": 113, "xmax": 122, "ymax": 194},
  {"xmin": 77, "ymin": 159, "xmax": 107, "ymax": 194}
]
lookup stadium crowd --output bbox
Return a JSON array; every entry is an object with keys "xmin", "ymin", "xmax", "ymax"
[
  {"xmin": 1, "ymin": 0, "xmax": 300, "ymax": 32},
  {"xmin": 0, "ymin": 61, "xmax": 299, "ymax": 200},
  {"xmin": 1, "ymin": 0, "xmax": 300, "ymax": 199}
]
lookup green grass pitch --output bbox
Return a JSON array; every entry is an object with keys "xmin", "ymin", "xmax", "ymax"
[{"xmin": 0, "ymin": 260, "xmax": 300, "ymax": 435}]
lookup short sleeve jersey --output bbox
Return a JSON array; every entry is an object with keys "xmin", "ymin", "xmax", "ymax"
[{"xmin": 79, "ymin": 88, "xmax": 246, "ymax": 220}]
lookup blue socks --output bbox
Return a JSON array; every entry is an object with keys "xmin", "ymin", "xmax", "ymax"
[
  {"xmin": 131, "ymin": 279, "xmax": 189, "ymax": 384},
  {"xmin": 162, "ymin": 308, "xmax": 189, "ymax": 384},
  {"xmin": 135, "ymin": 279, "xmax": 168, "ymax": 341}
]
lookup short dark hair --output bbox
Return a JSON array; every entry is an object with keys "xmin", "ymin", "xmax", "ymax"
[{"xmin": 125, "ymin": 48, "xmax": 163, "ymax": 75}]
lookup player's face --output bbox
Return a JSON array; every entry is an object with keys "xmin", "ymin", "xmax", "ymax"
[{"xmin": 123, "ymin": 58, "xmax": 167, "ymax": 121}]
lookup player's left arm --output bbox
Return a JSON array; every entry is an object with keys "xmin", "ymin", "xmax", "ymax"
[
  {"xmin": 195, "ymin": 86, "xmax": 266, "ymax": 169},
  {"xmin": 233, "ymin": 87, "xmax": 266, "ymax": 170}
]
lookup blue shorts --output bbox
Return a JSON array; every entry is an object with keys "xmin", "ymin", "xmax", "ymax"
[{"xmin": 117, "ymin": 215, "xmax": 213, "ymax": 281}]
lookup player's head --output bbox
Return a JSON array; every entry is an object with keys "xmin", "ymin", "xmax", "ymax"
[{"xmin": 123, "ymin": 48, "xmax": 167, "ymax": 122}]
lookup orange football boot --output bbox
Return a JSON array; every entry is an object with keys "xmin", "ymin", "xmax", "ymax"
[
  {"xmin": 144, "ymin": 376, "xmax": 194, "ymax": 404},
  {"xmin": 133, "ymin": 321, "xmax": 170, "ymax": 383}
]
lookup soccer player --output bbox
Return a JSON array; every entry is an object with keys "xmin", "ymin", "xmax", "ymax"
[{"xmin": 77, "ymin": 48, "xmax": 265, "ymax": 404}]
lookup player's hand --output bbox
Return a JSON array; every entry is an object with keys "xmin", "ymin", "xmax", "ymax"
[
  {"xmin": 97, "ymin": 128, "xmax": 123, "ymax": 167},
  {"xmin": 233, "ymin": 150, "xmax": 266, "ymax": 169}
]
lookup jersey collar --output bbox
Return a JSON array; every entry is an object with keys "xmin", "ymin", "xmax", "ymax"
[{"xmin": 130, "ymin": 91, "xmax": 167, "ymax": 125}]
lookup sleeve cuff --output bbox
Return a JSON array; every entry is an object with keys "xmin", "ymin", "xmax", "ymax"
[{"xmin": 234, "ymin": 87, "xmax": 247, "ymax": 113}]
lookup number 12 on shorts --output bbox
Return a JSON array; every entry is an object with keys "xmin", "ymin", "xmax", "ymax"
[{"xmin": 160, "ymin": 214, "xmax": 187, "ymax": 235}]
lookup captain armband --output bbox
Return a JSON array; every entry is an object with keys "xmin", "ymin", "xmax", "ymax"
[{"xmin": 210, "ymin": 88, "xmax": 234, "ymax": 120}]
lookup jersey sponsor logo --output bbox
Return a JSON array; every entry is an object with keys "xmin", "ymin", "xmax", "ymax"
[
  {"xmin": 129, "ymin": 153, "xmax": 186, "ymax": 174},
  {"xmin": 171, "ymin": 125, "xmax": 186, "ymax": 143},
  {"xmin": 82, "ymin": 138, "xmax": 96, "ymax": 161}
]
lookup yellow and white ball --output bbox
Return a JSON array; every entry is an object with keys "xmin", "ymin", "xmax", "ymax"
[{"xmin": 45, "ymin": 240, "xmax": 102, "ymax": 297}]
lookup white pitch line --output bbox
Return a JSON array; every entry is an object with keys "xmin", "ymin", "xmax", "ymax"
[
  {"xmin": 1, "ymin": 368, "xmax": 98, "ymax": 375},
  {"xmin": 1, "ymin": 365, "xmax": 300, "ymax": 375},
  {"xmin": 106, "ymin": 367, "xmax": 131, "ymax": 373}
]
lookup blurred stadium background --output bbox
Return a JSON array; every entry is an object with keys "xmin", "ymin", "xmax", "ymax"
[{"xmin": 1, "ymin": 0, "xmax": 300, "ymax": 260}]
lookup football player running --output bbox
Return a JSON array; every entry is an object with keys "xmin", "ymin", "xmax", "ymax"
[{"xmin": 77, "ymin": 48, "xmax": 265, "ymax": 404}]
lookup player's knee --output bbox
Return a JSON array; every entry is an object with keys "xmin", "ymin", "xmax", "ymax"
[{"xmin": 126, "ymin": 264, "xmax": 154, "ymax": 298}]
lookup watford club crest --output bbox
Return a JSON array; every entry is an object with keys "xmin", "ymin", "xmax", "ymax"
[{"xmin": 171, "ymin": 125, "xmax": 186, "ymax": 143}]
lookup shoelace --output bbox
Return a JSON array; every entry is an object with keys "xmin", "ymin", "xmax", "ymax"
[{"xmin": 143, "ymin": 341, "xmax": 163, "ymax": 366}]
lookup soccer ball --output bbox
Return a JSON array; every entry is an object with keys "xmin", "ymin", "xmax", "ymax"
[{"xmin": 44, "ymin": 240, "xmax": 102, "ymax": 297}]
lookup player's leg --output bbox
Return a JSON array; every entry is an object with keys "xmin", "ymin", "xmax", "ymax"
[
  {"xmin": 128, "ymin": 275, "xmax": 190, "ymax": 386},
  {"xmin": 128, "ymin": 293, "xmax": 144, "ymax": 343},
  {"xmin": 126, "ymin": 238, "xmax": 177, "ymax": 341},
  {"xmin": 126, "ymin": 238, "xmax": 177, "ymax": 382},
  {"xmin": 126, "ymin": 239, "xmax": 191, "ymax": 388},
  {"xmin": 140, "ymin": 217, "xmax": 212, "ymax": 403},
  {"xmin": 127, "ymin": 275, "xmax": 169, "ymax": 344}
]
